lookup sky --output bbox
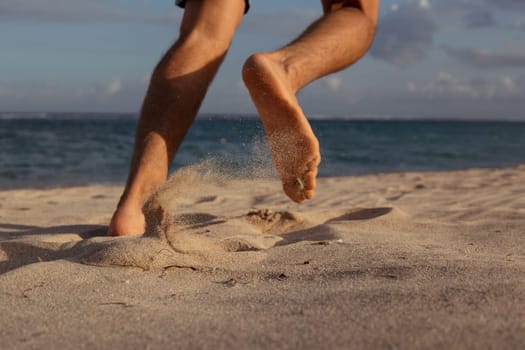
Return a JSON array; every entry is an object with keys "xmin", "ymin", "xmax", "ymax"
[{"xmin": 1, "ymin": 0, "xmax": 524, "ymax": 120}]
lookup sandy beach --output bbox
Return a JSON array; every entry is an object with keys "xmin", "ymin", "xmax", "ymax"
[{"xmin": 1, "ymin": 165, "xmax": 524, "ymax": 349}]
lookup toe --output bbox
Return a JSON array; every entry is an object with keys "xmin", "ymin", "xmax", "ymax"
[
  {"xmin": 301, "ymin": 159, "xmax": 319, "ymax": 200},
  {"xmin": 302, "ymin": 175, "xmax": 316, "ymax": 200},
  {"xmin": 303, "ymin": 189, "xmax": 315, "ymax": 200},
  {"xmin": 282, "ymin": 179, "xmax": 305, "ymax": 203},
  {"xmin": 303, "ymin": 166, "xmax": 317, "ymax": 188}
]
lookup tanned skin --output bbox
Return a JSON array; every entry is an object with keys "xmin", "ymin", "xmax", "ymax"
[{"xmin": 109, "ymin": 0, "xmax": 379, "ymax": 236}]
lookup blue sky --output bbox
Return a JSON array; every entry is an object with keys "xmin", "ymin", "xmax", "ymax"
[{"xmin": 1, "ymin": 0, "xmax": 524, "ymax": 119}]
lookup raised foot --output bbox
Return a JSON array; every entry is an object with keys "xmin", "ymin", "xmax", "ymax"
[
  {"xmin": 243, "ymin": 53, "xmax": 321, "ymax": 203},
  {"xmin": 108, "ymin": 204, "xmax": 146, "ymax": 236}
]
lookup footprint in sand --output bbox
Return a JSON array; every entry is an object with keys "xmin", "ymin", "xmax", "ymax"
[
  {"xmin": 245, "ymin": 208, "xmax": 305, "ymax": 234},
  {"xmin": 1, "ymin": 203, "xmax": 400, "ymax": 273},
  {"xmin": 81, "ymin": 204, "xmax": 403, "ymax": 271},
  {"xmin": 3, "ymin": 164, "xmax": 401, "ymax": 273}
]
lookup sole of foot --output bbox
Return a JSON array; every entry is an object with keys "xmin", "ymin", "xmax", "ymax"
[{"xmin": 243, "ymin": 53, "xmax": 321, "ymax": 203}]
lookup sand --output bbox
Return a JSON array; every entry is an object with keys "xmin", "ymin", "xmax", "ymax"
[{"xmin": 1, "ymin": 165, "xmax": 524, "ymax": 349}]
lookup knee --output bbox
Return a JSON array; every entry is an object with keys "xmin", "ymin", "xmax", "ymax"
[
  {"xmin": 177, "ymin": 27, "xmax": 232, "ymax": 56},
  {"xmin": 321, "ymin": 0, "xmax": 379, "ymax": 26},
  {"xmin": 151, "ymin": 28, "xmax": 231, "ymax": 81}
]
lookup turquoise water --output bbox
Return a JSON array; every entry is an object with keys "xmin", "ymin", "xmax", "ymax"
[{"xmin": 1, "ymin": 113, "xmax": 524, "ymax": 188}]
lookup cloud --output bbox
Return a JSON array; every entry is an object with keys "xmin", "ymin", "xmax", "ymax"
[
  {"xmin": 0, "ymin": 0, "xmax": 180, "ymax": 24},
  {"xmin": 0, "ymin": 78, "xmax": 147, "ymax": 112},
  {"xmin": 407, "ymin": 72, "xmax": 525, "ymax": 100},
  {"xmin": 431, "ymin": 2, "xmax": 481, "ymax": 15},
  {"xmin": 486, "ymin": 0, "xmax": 525, "ymax": 12},
  {"xmin": 442, "ymin": 45, "xmax": 525, "ymax": 68},
  {"xmin": 370, "ymin": 0, "xmax": 437, "ymax": 65},
  {"xmin": 104, "ymin": 79, "xmax": 122, "ymax": 97},
  {"xmin": 419, "ymin": 0, "xmax": 430, "ymax": 10},
  {"xmin": 323, "ymin": 76, "xmax": 343, "ymax": 93},
  {"xmin": 434, "ymin": 0, "xmax": 525, "ymax": 14},
  {"xmin": 510, "ymin": 20, "xmax": 525, "ymax": 31},
  {"xmin": 432, "ymin": 0, "xmax": 525, "ymax": 30},
  {"xmin": 463, "ymin": 10, "xmax": 494, "ymax": 28}
]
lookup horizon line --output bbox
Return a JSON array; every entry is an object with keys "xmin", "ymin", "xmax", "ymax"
[{"xmin": 0, "ymin": 111, "xmax": 524, "ymax": 123}]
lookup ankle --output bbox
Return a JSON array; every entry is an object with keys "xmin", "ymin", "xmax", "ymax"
[
  {"xmin": 116, "ymin": 190, "xmax": 143, "ymax": 211},
  {"xmin": 280, "ymin": 55, "xmax": 309, "ymax": 93}
]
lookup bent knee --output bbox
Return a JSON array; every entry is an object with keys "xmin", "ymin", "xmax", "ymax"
[{"xmin": 321, "ymin": 0, "xmax": 379, "ymax": 24}]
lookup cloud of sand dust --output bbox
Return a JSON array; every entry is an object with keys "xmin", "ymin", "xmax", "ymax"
[
  {"xmin": 197, "ymin": 134, "xmax": 276, "ymax": 180},
  {"xmin": 142, "ymin": 136, "xmax": 276, "ymax": 238},
  {"xmin": 83, "ymin": 141, "xmax": 279, "ymax": 271}
]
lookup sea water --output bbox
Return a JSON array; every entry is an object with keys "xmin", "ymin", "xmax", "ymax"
[{"xmin": 1, "ymin": 113, "xmax": 524, "ymax": 189}]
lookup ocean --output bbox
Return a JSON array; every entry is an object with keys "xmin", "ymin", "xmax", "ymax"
[{"xmin": 1, "ymin": 113, "xmax": 524, "ymax": 189}]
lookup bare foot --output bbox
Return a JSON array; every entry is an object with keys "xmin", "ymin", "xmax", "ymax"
[
  {"xmin": 243, "ymin": 53, "xmax": 321, "ymax": 203},
  {"xmin": 108, "ymin": 202, "xmax": 146, "ymax": 236}
]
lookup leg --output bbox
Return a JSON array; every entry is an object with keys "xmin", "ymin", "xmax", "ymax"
[
  {"xmin": 243, "ymin": 0, "xmax": 379, "ymax": 203},
  {"xmin": 109, "ymin": 0, "xmax": 245, "ymax": 236}
]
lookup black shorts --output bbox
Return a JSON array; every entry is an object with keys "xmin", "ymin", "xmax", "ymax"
[{"xmin": 175, "ymin": 0, "xmax": 250, "ymax": 14}]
